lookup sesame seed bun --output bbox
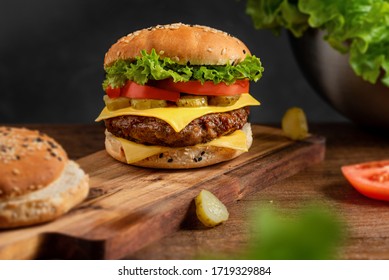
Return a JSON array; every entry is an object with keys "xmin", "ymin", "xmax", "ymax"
[
  {"xmin": 104, "ymin": 23, "xmax": 251, "ymax": 67},
  {"xmin": 0, "ymin": 127, "xmax": 89, "ymax": 228}
]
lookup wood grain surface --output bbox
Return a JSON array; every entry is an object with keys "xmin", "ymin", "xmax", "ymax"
[
  {"xmin": 128, "ymin": 124, "xmax": 389, "ymax": 260},
  {"xmin": 2, "ymin": 123, "xmax": 388, "ymax": 260},
  {"xmin": 0, "ymin": 125, "xmax": 324, "ymax": 259}
]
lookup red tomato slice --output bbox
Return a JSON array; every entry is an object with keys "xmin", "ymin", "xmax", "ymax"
[
  {"xmin": 153, "ymin": 79, "xmax": 249, "ymax": 96},
  {"xmin": 105, "ymin": 86, "xmax": 121, "ymax": 98},
  {"xmin": 121, "ymin": 81, "xmax": 180, "ymax": 102},
  {"xmin": 341, "ymin": 160, "xmax": 389, "ymax": 201}
]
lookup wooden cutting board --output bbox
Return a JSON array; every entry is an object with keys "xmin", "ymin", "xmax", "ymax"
[{"xmin": 0, "ymin": 125, "xmax": 325, "ymax": 259}]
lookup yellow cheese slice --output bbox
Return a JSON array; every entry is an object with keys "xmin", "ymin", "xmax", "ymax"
[
  {"xmin": 116, "ymin": 140, "xmax": 166, "ymax": 164},
  {"xmin": 115, "ymin": 129, "xmax": 248, "ymax": 164},
  {"xmin": 96, "ymin": 93, "xmax": 260, "ymax": 132},
  {"xmin": 199, "ymin": 130, "xmax": 248, "ymax": 151}
]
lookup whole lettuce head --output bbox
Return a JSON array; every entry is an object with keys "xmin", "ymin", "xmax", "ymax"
[{"xmin": 246, "ymin": 0, "xmax": 389, "ymax": 87}]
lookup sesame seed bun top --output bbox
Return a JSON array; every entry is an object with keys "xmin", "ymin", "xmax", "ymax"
[
  {"xmin": 0, "ymin": 127, "xmax": 68, "ymax": 199},
  {"xmin": 104, "ymin": 23, "xmax": 251, "ymax": 67}
]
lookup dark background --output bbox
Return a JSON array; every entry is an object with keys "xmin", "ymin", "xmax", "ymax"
[{"xmin": 0, "ymin": 0, "xmax": 347, "ymax": 124}]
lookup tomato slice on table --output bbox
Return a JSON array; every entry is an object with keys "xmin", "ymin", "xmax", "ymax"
[
  {"xmin": 341, "ymin": 160, "xmax": 389, "ymax": 201},
  {"xmin": 154, "ymin": 79, "xmax": 249, "ymax": 96}
]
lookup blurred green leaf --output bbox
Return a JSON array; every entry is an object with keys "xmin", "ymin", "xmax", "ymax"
[
  {"xmin": 244, "ymin": 204, "xmax": 345, "ymax": 260},
  {"xmin": 246, "ymin": 0, "xmax": 308, "ymax": 37}
]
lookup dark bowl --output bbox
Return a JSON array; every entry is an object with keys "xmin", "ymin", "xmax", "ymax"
[{"xmin": 289, "ymin": 29, "xmax": 389, "ymax": 129}]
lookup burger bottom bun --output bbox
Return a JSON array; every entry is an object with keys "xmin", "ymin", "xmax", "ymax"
[
  {"xmin": 0, "ymin": 161, "xmax": 89, "ymax": 228},
  {"xmin": 105, "ymin": 123, "xmax": 253, "ymax": 169}
]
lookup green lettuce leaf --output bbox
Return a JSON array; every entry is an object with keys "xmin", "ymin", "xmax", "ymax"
[
  {"xmin": 299, "ymin": 0, "xmax": 389, "ymax": 85},
  {"xmin": 246, "ymin": 0, "xmax": 309, "ymax": 37},
  {"xmin": 102, "ymin": 49, "xmax": 264, "ymax": 89},
  {"xmin": 246, "ymin": 0, "xmax": 389, "ymax": 87}
]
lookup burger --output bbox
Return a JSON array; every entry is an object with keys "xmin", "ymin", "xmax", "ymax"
[
  {"xmin": 0, "ymin": 127, "xmax": 89, "ymax": 228},
  {"xmin": 96, "ymin": 23, "xmax": 264, "ymax": 169}
]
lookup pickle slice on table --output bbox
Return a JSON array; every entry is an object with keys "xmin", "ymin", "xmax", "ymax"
[
  {"xmin": 208, "ymin": 95, "xmax": 240, "ymax": 106},
  {"xmin": 176, "ymin": 95, "xmax": 208, "ymax": 107},
  {"xmin": 103, "ymin": 96, "xmax": 131, "ymax": 111},
  {"xmin": 131, "ymin": 99, "xmax": 167, "ymax": 109},
  {"xmin": 282, "ymin": 107, "xmax": 309, "ymax": 140},
  {"xmin": 195, "ymin": 189, "xmax": 229, "ymax": 227}
]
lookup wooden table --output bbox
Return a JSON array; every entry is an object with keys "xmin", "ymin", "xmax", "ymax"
[{"xmin": 8, "ymin": 123, "xmax": 389, "ymax": 260}]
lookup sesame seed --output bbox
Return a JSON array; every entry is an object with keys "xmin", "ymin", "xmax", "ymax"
[
  {"xmin": 48, "ymin": 141, "xmax": 57, "ymax": 149},
  {"xmin": 12, "ymin": 168, "xmax": 20, "ymax": 175},
  {"xmin": 12, "ymin": 186, "xmax": 20, "ymax": 194},
  {"xmin": 169, "ymin": 24, "xmax": 180, "ymax": 30}
]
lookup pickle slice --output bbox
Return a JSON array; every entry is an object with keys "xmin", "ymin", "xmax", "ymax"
[
  {"xmin": 176, "ymin": 95, "xmax": 208, "ymax": 107},
  {"xmin": 103, "ymin": 96, "xmax": 130, "ymax": 111},
  {"xmin": 130, "ymin": 99, "xmax": 167, "ymax": 109},
  {"xmin": 208, "ymin": 95, "xmax": 240, "ymax": 106},
  {"xmin": 281, "ymin": 107, "xmax": 309, "ymax": 140},
  {"xmin": 195, "ymin": 189, "xmax": 229, "ymax": 227}
]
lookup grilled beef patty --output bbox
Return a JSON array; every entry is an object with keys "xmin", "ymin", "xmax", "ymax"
[{"xmin": 104, "ymin": 107, "xmax": 249, "ymax": 147}]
